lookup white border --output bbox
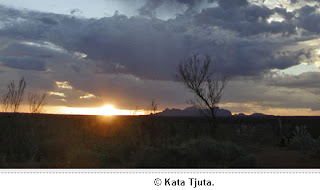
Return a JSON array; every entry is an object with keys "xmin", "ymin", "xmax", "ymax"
[
  {"xmin": 1, "ymin": 169, "xmax": 320, "ymax": 190},
  {"xmin": 1, "ymin": 168, "xmax": 320, "ymax": 173}
]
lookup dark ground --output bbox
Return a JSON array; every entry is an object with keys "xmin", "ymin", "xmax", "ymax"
[{"xmin": 0, "ymin": 113, "xmax": 320, "ymax": 168}]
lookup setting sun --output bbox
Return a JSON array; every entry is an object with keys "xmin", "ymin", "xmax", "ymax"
[
  {"xmin": 59, "ymin": 104, "xmax": 146, "ymax": 116},
  {"xmin": 101, "ymin": 105, "xmax": 123, "ymax": 116}
]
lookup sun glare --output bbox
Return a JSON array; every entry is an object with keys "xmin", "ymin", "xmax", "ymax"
[
  {"xmin": 101, "ymin": 105, "xmax": 118, "ymax": 116},
  {"xmin": 59, "ymin": 104, "xmax": 146, "ymax": 116}
]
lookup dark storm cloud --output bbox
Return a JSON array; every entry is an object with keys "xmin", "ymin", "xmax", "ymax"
[
  {"xmin": 195, "ymin": 5, "xmax": 296, "ymax": 36},
  {"xmin": 267, "ymin": 72, "xmax": 320, "ymax": 89},
  {"xmin": 0, "ymin": 9, "xmax": 60, "ymax": 40},
  {"xmin": 0, "ymin": 3, "xmax": 310, "ymax": 80},
  {"xmin": 138, "ymin": 0, "xmax": 212, "ymax": 17},
  {"xmin": 212, "ymin": 42, "xmax": 305, "ymax": 76},
  {"xmin": 297, "ymin": 5, "xmax": 318, "ymax": 15},
  {"xmin": 274, "ymin": 7, "xmax": 295, "ymax": 20},
  {"xmin": 288, "ymin": 5, "xmax": 320, "ymax": 34},
  {"xmin": 297, "ymin": 11, "xmax": 320, "ymax": 33},
  {"xmin": 50, "ymin": 15, "xmax": 191, "ymax": 80},
  {"xmin": 138, "ymin": 0, "xmax": 248, "ymax": 12},
  {"xmin": 216, "ymin": 0, "xmax": 248, "ymax": 9},
  {"xmin": 38, "ymin": 17, "xmax": 59, "ymax": 25},
  {"xmin": 138, "ymin": 0, "xmax": 165, "ymax": 17},
  {"xmin": 1, "ymin": 56, "xmax": 46, "ymax": 71},
  {"xmin": 138, "ymin": 0, "xmax": 250, "ymax": 19}
]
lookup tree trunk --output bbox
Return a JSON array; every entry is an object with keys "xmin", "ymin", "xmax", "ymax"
[{"xmin": 208, "ymin": 108, "xmax": 217, "ymax": 137}]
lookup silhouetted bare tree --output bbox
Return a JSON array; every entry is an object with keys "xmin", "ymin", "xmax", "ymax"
[
  {"xmin": 176, "ymin": 54, "xmax": 228, "ymax": 135},
  {"xmin": 148, "ymin": 99, "xmax": 158, "ymax": 115},
  {"xmin": 3, "ymin": 77, "xmax": 27, "ymax": 113},
  {"xmin": 28, "ymin": 91, "xmax": 47, "ymax": 113}
]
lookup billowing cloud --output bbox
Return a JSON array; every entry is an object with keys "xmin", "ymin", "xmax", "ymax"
[
  {"xmin": 297, "ymin": 6, "xmax": 320, "ymax": 33},
  {"xmin": 195, "ymin": 5, "xmax": 296, "ymax": 36},
  {"xmin": 0, "ymin": 4, "xmax": 309, "ymax": 80}
]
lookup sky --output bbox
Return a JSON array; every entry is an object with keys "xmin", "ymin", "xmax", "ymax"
[{"xmin": 0, "ymin": 0, "xmax": 320, "ymax": 115}]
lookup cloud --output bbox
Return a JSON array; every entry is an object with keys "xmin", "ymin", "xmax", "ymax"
[
  {"xmin": 195, "ymin": 5, "xmax": 296, "ymax": 36},
  {"xmin": 266, "ymin": 71, "xmax": 320, "ymax": 89},
  {"xmin": 1, "ymin": 56, "xmax": 46, "ymax": 71},
  {"xmin": 80, "ymin": 93, "xmax": 96, "ymax": 99},
  {"xmin": 56, "ymin": 81, "xmax": 73, "ymax": 89},
  {"xmin": 38, "ymin": 17, "xmax": 59, "ymax": 25},
  {"xmin": 222, "ymin": 75, "xmax": 320, "ymax": 111},
  {"xmin": 0, "ymin": 4, "xmax": 309, "ymax": 81},
  {"xmin": 217, "ymin": 0, "xmax": 248, "ymax": 9},
  {"xmin": 297, "ymin": 10, "xmax": 320, "ymax": 33},
  {"xmin": 49, "ymin": 91, "xmax": 65, "ymax": 97},
  {"xmin": 0, "ymin": 2, "xmax": 320, "ymax": 113},
  {"xmin": 138, "ymin": 0, "xmax": 213, "ymax": 18},
  {"xmin": 1, "ymin": 41, "xmax": 56, "ymax": 59}
]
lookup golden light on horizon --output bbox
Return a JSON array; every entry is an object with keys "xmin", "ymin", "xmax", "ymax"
[
  {"xmin": 59, "ymin": 104, "xmax": 147, "ymax": 116},
  {"xmin": 101, "ymin": 105, "xmax": 119, "ymax": 116}
]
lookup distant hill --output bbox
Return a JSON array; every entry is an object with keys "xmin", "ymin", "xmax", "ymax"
[
  {"xmin": 233, "ymin": 113, "xmax": 247, "ymax": 117},
  {"xmin": 233, "ymin": 112, "xmax": 275, "ymax": 117},
  {"xmin": 249, "ymin": 113, "xmax": 274, "ymax": 117},
  {"xmin": 156, "ymin": 107, "xmax": 275, "ymax": 117},
  {"xmin": 156, "ymin": 106, "xmax": 232, "ymax": 117}
]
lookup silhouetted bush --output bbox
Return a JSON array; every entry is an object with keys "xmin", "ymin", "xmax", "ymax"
[
  {"xmin": 133, "ymin": 137, "xmax": 257, "ymax": 168},
  {"xmin": 289, "ymin": 125, "xmax": 315, "ymax": 153},
  {"xmin": 311, "ymin": 137, "xmax": 320, "ymax": 159}
]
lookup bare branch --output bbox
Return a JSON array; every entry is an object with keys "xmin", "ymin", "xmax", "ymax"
[
  {"xmin": 176, "ymin": 54, "xmax": 229, "ymax": 131},
  {"xmin": 148, "ymin": 99, "xmax": 159, "ymax": 115},
  {"xmin": 28, "ymin": 91, "xmax": 47, "ymax": 113},
  {"xmin": 3, "ymin": 77, "xmax": 26, "ymax": 113}
]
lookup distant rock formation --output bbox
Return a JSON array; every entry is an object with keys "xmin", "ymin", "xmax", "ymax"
[
  {"xmin": 249, "ymin": 113, "xmax": 274, "ymax": 117},
  {"xmin": 233, "ymin": 113, "xmax": 247, "ymax": 117},
  {"xmin": 233, "ymin": 112, "xmax": 274, "ymax": 117},
  {"xmin": 156, "ymin": 107, "xmax": 275, "ymax": 117},
  {"xmin": 156, "ymin": 106, "xmax": 232, "ymax": 117}
]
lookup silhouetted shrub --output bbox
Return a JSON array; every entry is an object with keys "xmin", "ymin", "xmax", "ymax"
[
  {"xmin": 289, "ymin": 125, "xmax": 315, "ymax": 153},
  {"xmin": 133, "ymin": 137, "xmax": 257, "ymax": 168},
  {"xmin": 311, "ymin": 137, "xmax": 320, "ymax": 159}
]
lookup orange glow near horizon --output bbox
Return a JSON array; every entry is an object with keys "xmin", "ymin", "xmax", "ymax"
[
  {"xmin": 220, "ymin": 102, "xmax": 320, "ymax": 116},
  {"xmin": 59, "ymin": 104, "xmax": 147, "ymax": 116},
  {"xmin": 3, "ymin": 103, "xmax": 320, "ymax": 116}
]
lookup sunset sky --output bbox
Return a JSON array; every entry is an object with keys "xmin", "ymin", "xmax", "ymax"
[{"xmin": 0, "ymin": 0, "xmax": 320, "ymax": 115}]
